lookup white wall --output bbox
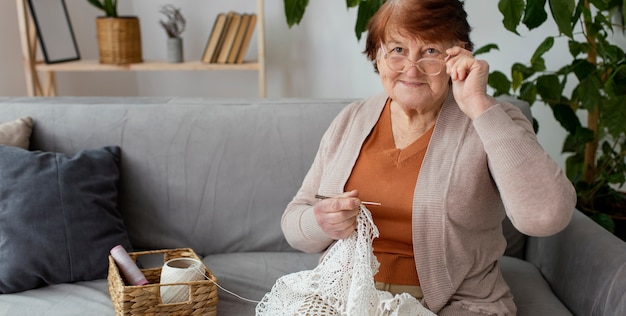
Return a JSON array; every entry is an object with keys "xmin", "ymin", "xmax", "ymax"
[
  {"xmin": 2, "ymin": 0, "xmax": 624, "ymax": 167},
  {"xmin": 2, "ymin": 0, "xmax": 29, "ymax": 97}
]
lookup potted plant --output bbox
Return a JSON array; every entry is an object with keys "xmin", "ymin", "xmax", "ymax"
[
  {"xmin": 159, "ymin": 4, "xmax": 186, "ymax": 63},
  {"xmin": 87, "ymin": 0, "xmax": 143, "ymax": 64},
  {"xmin": 474, "ymin": 0, "xmax": 626, "ymax": 239}
]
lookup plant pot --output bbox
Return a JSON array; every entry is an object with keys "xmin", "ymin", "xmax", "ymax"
[
  {"xmin": 166, "ymin": 37, "xmax": 183, "ymax": 63},
  {"xmin": 96, "ymin": 16, "xmax": 143, "ymax": 64}
]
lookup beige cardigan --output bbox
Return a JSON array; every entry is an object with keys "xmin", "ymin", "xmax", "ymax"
[{"xmin": 282, "ymin": 92, "xmax": 576, "ymax": 315}]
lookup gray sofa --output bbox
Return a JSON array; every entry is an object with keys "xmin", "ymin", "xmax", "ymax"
[{"xmin": 0, "ymin": 97, "xmax": 624, "ymax": 316}]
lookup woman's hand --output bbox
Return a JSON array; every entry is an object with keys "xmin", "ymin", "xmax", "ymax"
[
  {"xmin": 445, "ymin": 46, "xmax": 497, "ymax": 120},
  {"xmin": 313, "ymin": 190, "xmax": 361, "ymax": 240}
]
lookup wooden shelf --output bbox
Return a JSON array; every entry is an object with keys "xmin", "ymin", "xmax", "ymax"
[
  {"xmin": 16, "ymin": 0, "xmax": 266, "ymax": 97},
  {"xmin": 34, "ymin": 60, "xmax": 262, "ymax": 72}
]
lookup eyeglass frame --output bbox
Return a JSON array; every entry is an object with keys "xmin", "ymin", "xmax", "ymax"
[{"xmin": 379, "ymin": 41, "xmax": 447, "ymax": 76}]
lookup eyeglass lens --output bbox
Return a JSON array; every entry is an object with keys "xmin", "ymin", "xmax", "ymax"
[{"xmin": 385, "ymin": 56, "xmax": 443, "ymax": 75}]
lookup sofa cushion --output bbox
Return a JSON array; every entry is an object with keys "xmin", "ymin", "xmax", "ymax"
[
  {"xmin": 0, "ymin": 145, "xmax": 132, "ymax": 294},
  {"xmin": 500, "ymin": 256, "xmax": 572, "ymax": 315},
  {"xmin": 0, "ymin": 116, "xmax": 33, "ymax": 149},
  {"xmin": 0, "ymin": 280, "xmax": 113, "ymax": 316},
  {"xmin": 203, "ymin": 252, "xmax": 320, "ymax": 315}
]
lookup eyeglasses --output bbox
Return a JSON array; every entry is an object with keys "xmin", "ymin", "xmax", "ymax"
[{"xmin": 380, "ymin": 42, "xmax": 446, "ymax": 75}]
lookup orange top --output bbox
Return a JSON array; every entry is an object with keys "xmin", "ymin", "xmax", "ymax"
[{"xmin": 345, "ymin": 100, "xmax": 433, "ymax": 285}]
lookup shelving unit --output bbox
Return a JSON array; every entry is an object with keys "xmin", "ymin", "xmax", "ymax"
[{"xmin": 16, "ymin": 0, "xmax": 266, "ymax": 97}]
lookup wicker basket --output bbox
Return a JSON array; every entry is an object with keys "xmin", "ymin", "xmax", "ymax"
[
  {"xmin": 107, "ymin": 248, "xmax": 218, "ymax": 316},
  {"xmin": 96, "ymin": 17, "xmax": 143, "ymax": 64}
]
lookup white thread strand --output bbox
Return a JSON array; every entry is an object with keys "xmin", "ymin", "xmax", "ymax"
[
  {"xmin": 160, "ymin": 258, "xmax": 261, "ymax": 304},
  {"xmin": 189, "ymin": 264, "xmax": 261, "ymax": 304},
  {"xmin": 208, "ymin": 277, "xmax": 261, "ymax": 304}
]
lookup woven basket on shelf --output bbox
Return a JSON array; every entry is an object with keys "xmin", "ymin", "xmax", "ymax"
[
  {"xmin": 107, "ymin": 248, "xmax": 218, "ymax": 316},
  {"xmin": 96, "ymin": 17, "xmax": 143, "ymax": 64}
]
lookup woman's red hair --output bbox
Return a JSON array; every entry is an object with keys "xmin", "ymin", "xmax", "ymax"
[{"xmin": 364, "ymin": 0, "xmax": 474, "ymax": 72}]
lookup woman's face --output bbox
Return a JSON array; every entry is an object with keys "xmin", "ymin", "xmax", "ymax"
[{"xmin": 377, "ymin": 32, "xmax": 451, "ymax": 111}]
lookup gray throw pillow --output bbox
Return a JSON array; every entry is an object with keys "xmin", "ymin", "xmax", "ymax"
[{"xmin": 0, "ymin": 145, "xmax": 132, "ymax": 294}]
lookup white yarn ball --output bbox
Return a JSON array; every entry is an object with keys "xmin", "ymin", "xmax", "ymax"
[{"xmin": 160, "ymin": 258, "xmax": 205, "ymax": 304}]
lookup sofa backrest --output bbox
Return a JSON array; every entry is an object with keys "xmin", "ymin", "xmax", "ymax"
[
  {"xmin": 0, "ymin": 96, "xmax": 528, "ymax": 257},
  {"xmin": 0, "ymin": 98, "xmax": 348, "ymax": 256}
]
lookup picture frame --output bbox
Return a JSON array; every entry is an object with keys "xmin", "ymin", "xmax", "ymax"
[{"xmin": 27, "ymin": 0, "xmax": 80, "ymax": 64}]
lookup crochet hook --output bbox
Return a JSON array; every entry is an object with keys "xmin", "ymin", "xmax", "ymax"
[{"xmin": 314, "ymin": 194, "xmax": 382, "ymax": 206}]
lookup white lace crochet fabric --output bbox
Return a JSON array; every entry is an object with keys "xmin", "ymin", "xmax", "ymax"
[{"xmin": 256, "ymin": 206, "xmax": 436, "ymax": 316}]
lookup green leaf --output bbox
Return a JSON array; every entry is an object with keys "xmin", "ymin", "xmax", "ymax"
[
  {"xmin": 531, "ymin": 36, "xmax": 554, "ymax": 65},
  {"xmin": 512, "ymin": 69, "xmax": 524, "ymax": 91},
  {"xmin": 548, "ymin": 0, "xmax": 575, "ymax": 37},
  {"xmin": 355, "ymin": 0, "xmax": 385, "ymax": 40},
  {"xmin": 588, "ymin": 0, "xmax": 610, "ymax": 11},
  {"xmin": 531, "ymin": 57, "xmax": 546, "ymax": 72},
  {"xmin": 601, "ymin": 95, "xmax": 626, "ymax": 139},
  {"xmin": 498, "ymin": 0, "xmax": 526, "ymax": 34},
  {"xmin": 591, "ymin": 213, "xmax": 615, "ymax": 233},
  {"xmin": 87, "ymin": 0, "xmax": 105, "ymax": 10},
  {"xmin": 536, "ymin": 74, "xmax": 562, "ymax": 102},
  {"xmin": 597, "ymin": 10, "xmax": 613, "ymax": 30},
  {"xmin": 86, "ymin": 0, "xmax": 117, "ymax": 17},
  {"xmin": 586, "ymin": 14, "xmax": 605, "ymax": 38},
  {"xmin": 565, "ymin": 152, "xmax": 584, "ymax": 181},
  {"xmin": 568, "ymin": 40, "xmax": 582, "ymax": 57},
  {"xmin": 346, "ymin": 0, "xmax": 360, "ymax": 8},
  {"xmin": 473, "ymin": 44, "xmax": 500, "ymax": 56},
  {"xmin": 573, "ymin": 76, "xmax": 602, "ymax": 110},
  {"xmin": 571, "ymin": 59, "xmax": 597, "ymax": 81},
  {"xmin": 284, "ymin": 0, "xmax": 310, "ymax": 27},
  {"xmin": 532, "ymin": 117, "xmax": 540, "ymax": 133},
  {"xmin": 606, "ymin": 64, "xmax": 626, "ymax": 97},
  {"xmin": 571, "ymin": 0, "xmax": 585, "ymax": 27},
  {"xmin": 488, "ymin": 71, "xmax": 512, "ymax": 96},
  {"xmin": 562, "ymin": 126, "xmax": 593, "ymax": 155},
  {"xmin": 552, "ymin": 103, "xmax": 581, "ymax": 134},
  {"xmin": 520, "ymin": 82, "xmax": 538, "ymax": 105},
  {"xmin": 512, "ymin": 62, "xmax": 536, "ymax": 80},
  {"xmin": 606, "ymin": 171, "xmax": 626, "ymax": 185},
  {"xmin": 523, "ymin": 0, "xmax": 549, "ymax": 30},
  {"xmin": 103, "ymin": 0, "xmax": 117, "ymax": 17},
  {"xmin": 597, "ymin": 40, "xmax": 626, "ymax": 65}
]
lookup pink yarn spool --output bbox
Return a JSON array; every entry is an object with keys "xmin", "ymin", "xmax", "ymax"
[{"xmin": 110, "ymin": 245, "xmax": 149, "ymax": 286}]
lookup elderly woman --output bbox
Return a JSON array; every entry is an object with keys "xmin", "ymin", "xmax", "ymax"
[{"xmin": 281, "ymin": 0, "xmax": 576, "ymax": 315}]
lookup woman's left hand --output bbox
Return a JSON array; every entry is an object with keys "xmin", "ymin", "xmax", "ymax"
[{"xmin": 445, "ymin": 46, "xmax": 497, "ymax": 120}]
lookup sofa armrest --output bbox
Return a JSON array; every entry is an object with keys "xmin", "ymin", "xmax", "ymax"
[{"xmin": 526, "ymin": 210, "xmax": 626, "ymax": 316}]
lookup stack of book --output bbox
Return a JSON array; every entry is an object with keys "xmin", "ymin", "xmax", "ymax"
[{"xmin": 201, "ymin": 11, "xmax": 258, "ymax": 64}]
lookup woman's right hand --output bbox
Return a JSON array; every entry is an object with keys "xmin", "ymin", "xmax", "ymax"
[{"xmin": 313, "ymin": 190, "xmax": 361, "ymax": 240}]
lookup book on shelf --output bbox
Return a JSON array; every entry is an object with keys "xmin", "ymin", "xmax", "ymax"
[
  {"xmin": 216, "ymin": 12, "xmax": 243, "ymax": 64},
  {"xmin": 201, "ymin": 11, "xmax": 257, "ymax": 64},
  {"xmin": 201, "ymin": 13, "xmax": 229, "ymax": 63},
  {"xmin": 234, "ymin": 13, "xmax": 257, "ymax": 64},
  {"xmin": 211, "ymin": 11, "xmax": 236, "ymax": 63},
  {"xmin": 227, "ymin": 14, "xmax": 251, "ymax": 64}
]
